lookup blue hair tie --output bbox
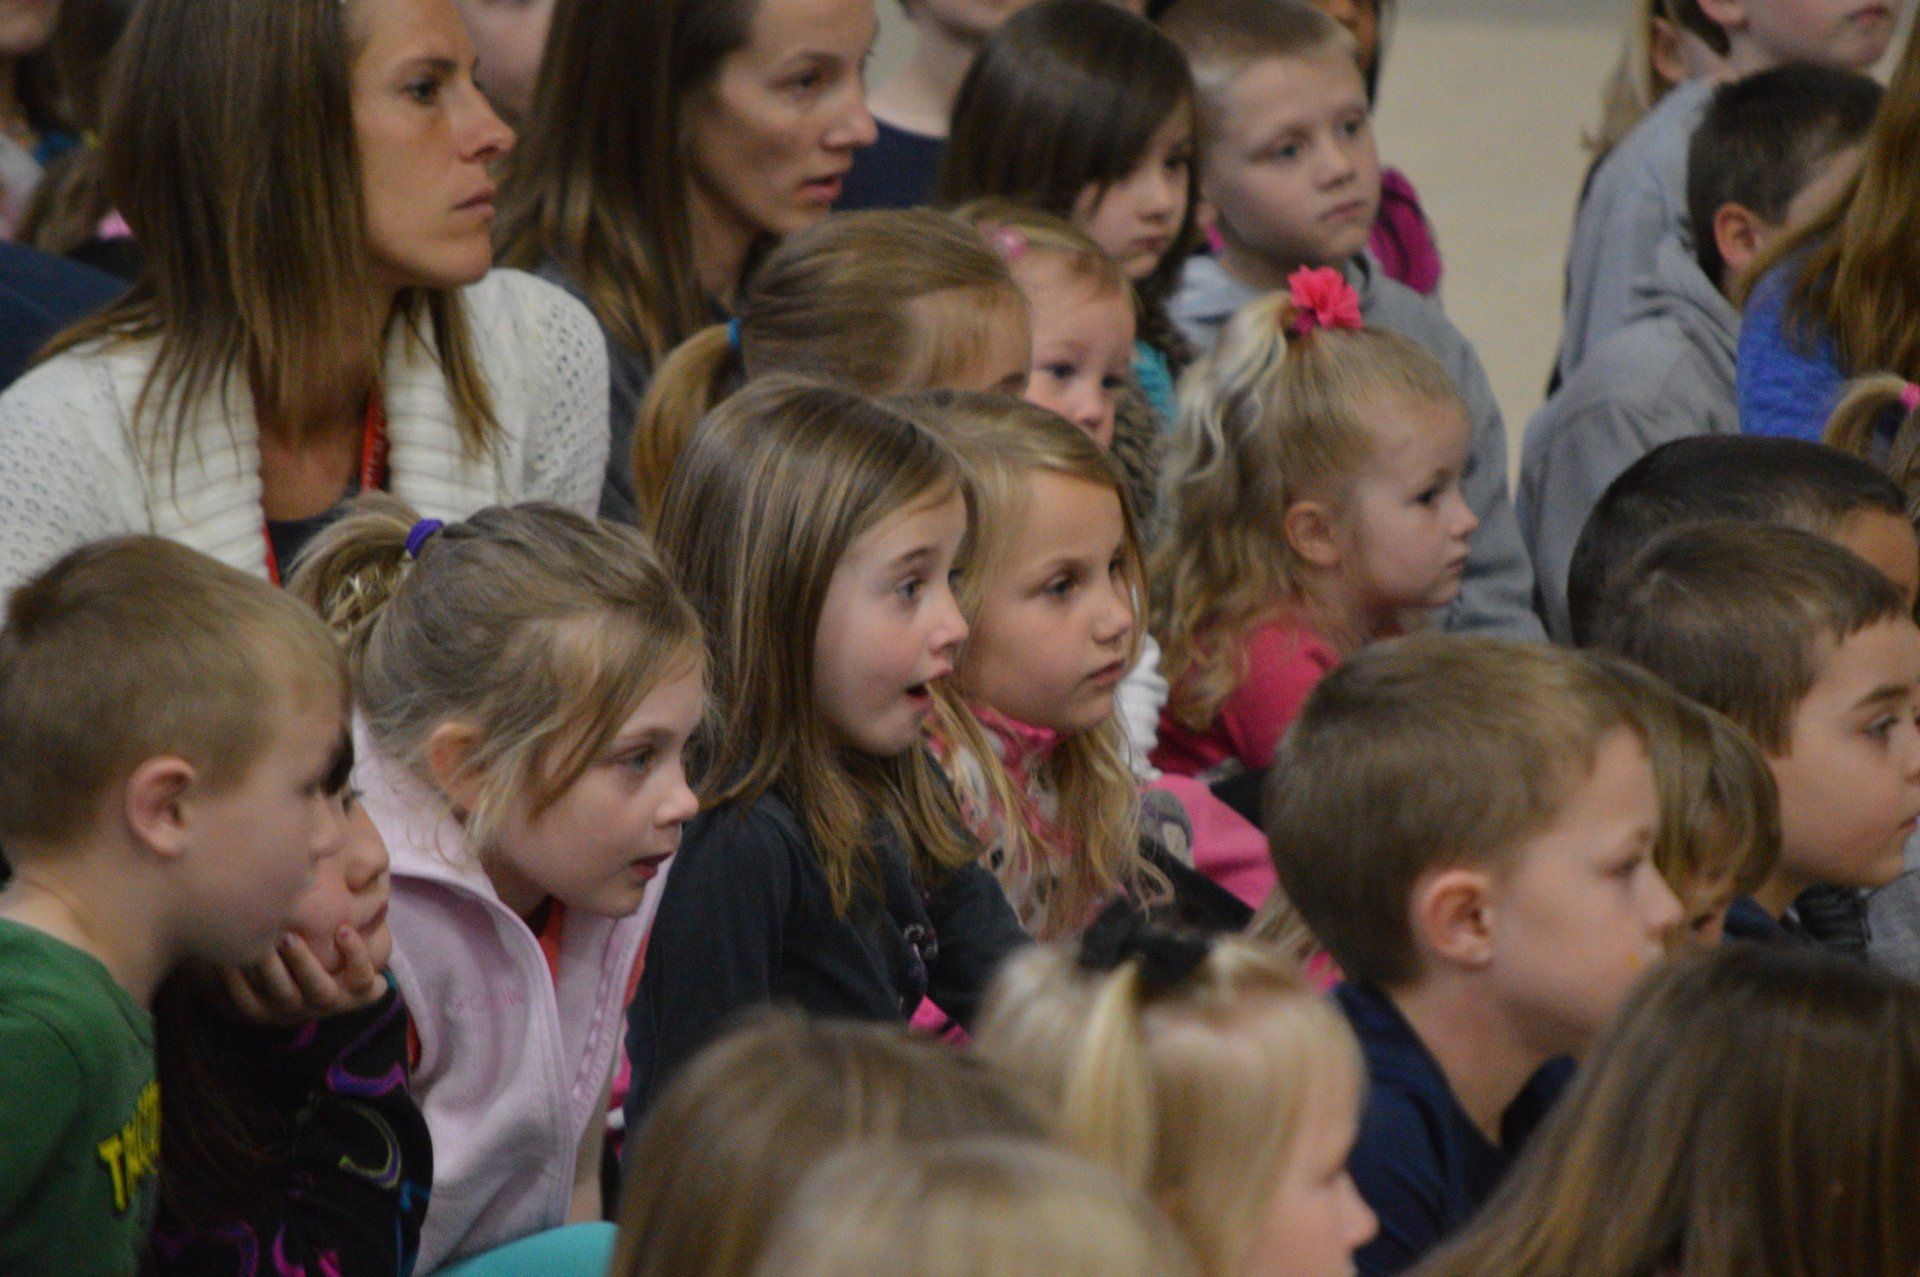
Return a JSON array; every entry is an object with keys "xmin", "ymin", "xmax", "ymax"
[
  {"xmin": 405, "ymin": 518, "xmax": 444, "ymax": 560},
  {"xmin": 726, "ymin": 317, "xmax": 743, "ymax": 351}
]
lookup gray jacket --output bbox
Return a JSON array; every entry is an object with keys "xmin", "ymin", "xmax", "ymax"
[
  {"xmin": 1556, "ymin": 78, "xmax": 1713, "ymax": 386},
  {"xmin": 1172, "ymin": 252, "xmax": 1544, "ymax": 641},
  {"xmin": 1521, "ymin": 237, "xmax": 1739, "ymax": 642}
]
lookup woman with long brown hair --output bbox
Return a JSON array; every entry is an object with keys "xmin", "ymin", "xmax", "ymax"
[
  {"xmin": 496, "ymin": 0, "xmax": 879, "ymax": 522},
  {"xmin": 1414, "ymin": 943, "xmax": 1920, "ymax": 1277},
  {"xmin": 0, "ymin": 0, "xmax": 610, "ymax": 593}
]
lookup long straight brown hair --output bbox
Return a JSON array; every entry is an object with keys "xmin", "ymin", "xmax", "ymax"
[
  {"xmin": 1739, "ymin": 25, "xmax": 1920, "ymax": 379},
  {"xmin": 937, "ymin": 0, "xmax": 1199, "ymax": 364},
  {"xmin": 495, "ymin": 0, "xmax": 754, "ymax": 365},
  {"xmin": 41, "ymin": 0, "xmax": 498, "ymax": 460},
  {"xmin": 1414, "ymin": 944, "xmax": 1920, "ymax": 1277}
]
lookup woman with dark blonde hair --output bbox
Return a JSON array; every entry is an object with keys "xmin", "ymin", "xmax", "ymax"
[
  {"xmin": 0, "ymin": 0, "xmax": 609, "ymax": 593},
  {"xmin": 496, "ymin": 0, "xmax": 880, "ymax": 522}
]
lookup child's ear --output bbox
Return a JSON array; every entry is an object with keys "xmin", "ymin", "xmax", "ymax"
[
  {"xmin": 1408, "ymin": 866, "xmax": 1497, "ymax": 971},
  {"xmin": 1647, "ymin": 16, "xmax": 1690, "ymax": 88},
  {"xmin": 1282, "ymin": 498, "xmax": 1343, "ymax": 570},
  {"xmin": 423, "ymin": 722, "xmax": 487, "ymax": 816},
  {"xmin": 123, "ymin": 756, "xmax": 198, "ymax": 862},
  {"xmin": 1712, "ymin": 201, "xmax": 1771, "ymax": 286}
]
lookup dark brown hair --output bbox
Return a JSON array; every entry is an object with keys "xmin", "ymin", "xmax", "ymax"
[
  {"xmin": 937, "ymin": 0, "xmax": 1198, "ymax": 364},
  {"xmin": 17, "ymin": 0, "xmax": 135, "ymax": 259},
  {"xmin": 1417, "ymin": 944, "xmax": 1920, "ymax": 1277},
  {"xmin": 1587, "ymin": 521, "xmax": 1905, "ymax": 753},
  {"xmin": 496, "ymin": 0, "xmax": 755, "ymax": 365}
]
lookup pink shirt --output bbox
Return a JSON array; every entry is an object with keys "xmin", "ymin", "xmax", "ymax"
[{"xmin": 1152, "ymin": 616, "xmax": 1341, "ymax": 779}]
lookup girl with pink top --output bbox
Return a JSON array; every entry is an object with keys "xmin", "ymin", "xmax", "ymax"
[
  {"xmin": 1151, "ymin": 268, "xmax": 1478, "ymax": 783},
  {"xmin": 289, "ymin": 496, "xmax": 706, "ymax": 1275}
]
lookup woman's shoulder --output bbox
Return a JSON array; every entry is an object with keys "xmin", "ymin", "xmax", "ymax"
[{"xmin": 461, "ymin": 268, "xmax": 599, "ymax": 345}]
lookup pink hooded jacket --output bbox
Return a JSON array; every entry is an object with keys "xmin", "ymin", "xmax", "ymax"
[{"xmin": 354, "ymin": 723, "xmax": 654, "ymax": 1273}]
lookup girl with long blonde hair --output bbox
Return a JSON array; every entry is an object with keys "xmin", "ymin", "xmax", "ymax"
[
  {"xmin": 630, "ymin": 208, "xmax": 1030, "ymax": 519},
  {"xmin": 976, "ymin": 917, "xmax": 1378, "ymax": 1277},
  {"xmin": 901, "ymin": 392, "xmax": 1161, "ymax": 941},
  {"xmin": 1150, "ymin": 269, "xmax": 1476, "ymax": 784},
  {"xmin": 0, "ymin": 0, "xmax": 609, "ymax": 594},
  {"xmin": 629, "ymin": 377, "xmax": 1028, "ymax": 1119},
  {"xmin": 1414, "ymin": 944, "xmax": 1920, "ymax": 1277}
]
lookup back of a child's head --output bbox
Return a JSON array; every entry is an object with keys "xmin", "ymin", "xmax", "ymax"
[
  {"xmin": 895, "ymin": 390, "xmax": 1152, "ymax": 938},
  {"xmin": 632, "ymin": 208, "xmax": 1027, "ymax": 515},
  {"xmin": 749, "ymin": 1139, "xmax": 1204, "ymax": 1277},
  {"xmin": 1565, "ymin": 435, "xmax": 1907, "ymax": 645},
  {"xmin": 976, "ymin": 916, "xmax": 1358, "ymax": 1277},
  {"xmin": 1160, "ymin": 0, "xmax": 1353, "ymax": 133},
  {"xmin": 938, "ymin": 0, "xmax": 1197, "ymax": 306},
  {"xmin": 287, "ymin": 494, "xmax": 702, "ymax": 852},
  {"xmin": 1588, "ymin": 652, "xmax": 1781, "ymax": 939},
  {"xmin": 1265, "ymin": 635, "xmax": 1643, "ymax": 988},
  {"xmin": 955, "ymin": 198, "xmax": 1132, "ymax": 314},
  {"xmin": 0, "ymin": 536, "xmax": 343, "ymax": 851},
  {"xmin": 1586, "ymin": 520, "xmax": 1904, "ymax": 752},
  {"xmin": 610, "ymin": 1011, "xmax": 1044, "ymax": 1277},
  {"xmin": 654, "ymin": 376, "xmax": 972, "ymax": 911},
  {"xmin": 1153, "ymin": 284, "xmax": 1461, "ymax": 727},
  {"xmin": 1417, "ymin": 943, "xmax": 1920, "ymax": 1277},
  {"xmin": 1687, "ymin": 62, "xmax": 1882, "ymax": 285}
]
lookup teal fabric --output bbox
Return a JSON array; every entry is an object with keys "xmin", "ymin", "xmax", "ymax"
[
  {"xmin": 430, "ymin": 1222, "xmax": 617, "ymax": 1277},
  {"xmin": 1133, "ymin": 341, "xmax": 1178, "ymax": 425}
]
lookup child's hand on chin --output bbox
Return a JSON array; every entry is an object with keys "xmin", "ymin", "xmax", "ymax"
[{"xmin": 220, "ymin": 928, "xmax": 386, "ymax": 1026}]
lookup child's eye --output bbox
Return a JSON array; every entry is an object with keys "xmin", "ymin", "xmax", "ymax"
[
  {"xmin": 1339, "ymin": 114, "xmax": 1368, "ymax": 139},
  {"xmin": 1043, "ymin": 362, "xmax": 1077, "ymax": 382},
  {"xmin": 404, "ymin": 77, "xmax": 442, "ymax": 105},
  {"xmin": 896, "ymin": 575, "xmax": 924, "ymax": 603},
  {"xmin": 1101, "ymin": 374, "xmax": 1127, "ymax": 393},
  {"xmin": 621, "ymin": 748, "xmax": 656, "ymax": 773},
  {"xmin": 1045, "ymin": 573, "xmax": 1078, "ymax": 600},
  {"xmin": 1264, "ymin": 142, "xmax": 1302, "ymax": 163},
  {"xmin": 1415, "ymin": 486, "xmax": 1442, "ymax": 506},
  {"xmin": 1868, "ymin": 715, "xmax": 1899, "ymax": 743}
]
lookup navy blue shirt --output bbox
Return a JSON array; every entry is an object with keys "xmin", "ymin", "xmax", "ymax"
[
  {"xmin": 0, "ymin": 241, "xmax": 123, "ymax": 392},
  {"xmin": 1336, "ymin": 982, "xmax": 1573, "ymax": 1277},
  {"xmin": 838, "ymin": 120, "xmax": 945, "ymax": 213}
]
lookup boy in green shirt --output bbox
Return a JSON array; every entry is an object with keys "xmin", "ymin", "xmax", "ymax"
[{"xmin": 0, "ymin": 536, "xmax": 350, "ymax": 1276}]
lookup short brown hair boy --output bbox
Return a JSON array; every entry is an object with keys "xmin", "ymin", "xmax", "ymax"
[
  {"xmin": 1587, "ymin": 520, "xmax": 1903, "ymax": 752},
  {"xmin": 0, "ymin": 536, "xmax": 345, "ymax": 847},
  {"xmin": 1160, "ymin": 0, "xmax": 1352, "ymax": 133},
  {"xmin": 1265, "ymin": 634, "xmax": 1646, "ymax": 987}
]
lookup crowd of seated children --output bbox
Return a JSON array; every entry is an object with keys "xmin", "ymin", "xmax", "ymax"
[{"xmin": 6, "ymin": 0, "xmax": 1920, "ymax": 1274}]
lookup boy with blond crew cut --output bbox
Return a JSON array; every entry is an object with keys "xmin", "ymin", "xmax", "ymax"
[
  {"xmin": 1162, "ymin": 0, "xmax": 1541, "ymax": 642},
  {"xmin": 1589, "ymin": 521, "xmax": 1920, "ymax": 953},
  {"xmin": 1267, "ymin": 635, "xmax": 1683, "ymax": 1276},
  {"xmin": 0, "ymin": 537, "xmax": 351, "ymax": 1277}
]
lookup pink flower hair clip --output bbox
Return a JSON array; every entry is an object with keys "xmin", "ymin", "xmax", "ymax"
[
  {"xmin": 1902, "ymin": 381, "xmax": 1920, "ymax": 415},
  {"xmin": 982, "ymin": 224, "xmax": 1030, "ymax": 262},
  {"xmin": 1285, "ymin": 266, "xmax": 1364, "ymax": 338}
]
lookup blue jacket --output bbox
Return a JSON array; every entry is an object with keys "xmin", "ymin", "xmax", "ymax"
[
  {"xmin": 1736, "ymin": 259, "xmax": 1844, "ymax": 442},
  {"xmin": 0, "ymin": 242, "xmax": 122, "ymax": 392}
]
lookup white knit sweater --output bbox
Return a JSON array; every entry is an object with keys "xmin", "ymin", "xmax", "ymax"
[{"xmin": 0, "ymin": 268, "xmax": 610, "ymax": 591}]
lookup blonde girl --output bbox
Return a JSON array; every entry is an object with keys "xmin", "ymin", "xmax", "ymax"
[
  {"xmin": 938, "ymin": 0, "xmax": 1198, "ymax": 420},
  {"xmin": 288, "ymin": 495, "xmax": 706, "ymax": 1274},
  {"xmin": 610, "ymin": 1010, "xmax": 1043, "ymax": 1277},
  {"xmin": 630, "ymin": 377, "xmax": 1029, "ymax": 1116},
  {"xmin": 752, "ymin": 1139, "xmax": 1205, "ymax": 1277},
  {"xmin": 976, "ymin": 918, "xmax": 1378, "ymax": 1277},
  {"xmin": 1150, "ymin": 270, "xmax": 1477, "ymax": 782},
  {"xmin": 1414, "ymin": 943, "xmax": 1920, "ymax": 1277},
  {"xmin": 631, "ymin": 208, "xmax": 1031, "ymax": 518},
  {"xmin": 901, "ymin": 392, "xmax": 1160, "ymax": 940},
  {"xmin": 1585, "ymin": 0, "xmax": 1722, "ymax": 164},
  {"xmin": 1825, "ymin": 373, "xmax": 1920, "ymax": 519}
]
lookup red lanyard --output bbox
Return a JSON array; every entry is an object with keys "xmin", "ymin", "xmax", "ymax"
[{"xmin": 262, "ymin": 392, "xmax": 390, "ymax": 585}]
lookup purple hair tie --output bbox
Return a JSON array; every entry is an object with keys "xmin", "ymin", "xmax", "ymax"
[{"xmin": 405, "ymin": 518, "xmax": 444, "ymax": 560}]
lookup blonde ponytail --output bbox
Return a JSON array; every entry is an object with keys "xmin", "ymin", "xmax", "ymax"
[
  {"xmin": 285, "ymin": 492, "xmax": 421, "ymax": 669},
  {"xmin": 633, "ymin": 325, "xmax": 743, "ymax": 520}
]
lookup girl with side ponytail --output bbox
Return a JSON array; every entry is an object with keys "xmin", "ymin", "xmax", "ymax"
[
  {"xmin": 1825, "ymin": 374, "xmax": 1920, "ymax": 522},
  {"xmin": 287, "ymin": 494, "xmax": 706, "ymax": 1274},
  {"xmin": 975, "ymin": 916, "xmax": 1377, "ymax": 1277}
]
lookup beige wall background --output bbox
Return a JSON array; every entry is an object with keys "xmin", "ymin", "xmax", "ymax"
[{"xmin": 873, "ymin": 0, "xmax": 1912, "ymax": 471}]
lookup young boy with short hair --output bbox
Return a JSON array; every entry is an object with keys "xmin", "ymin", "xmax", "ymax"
[
  {"xmin": 0, "ymin": 536, "xmax": 350, "ymax": 1276},
  {"xmin": 1556, "ymin": 0, "xmax": 1902, "ymax": 383},
  {"xmin": 1522, "ymin": 63, "xmax": 1881, "ymax": 640},
  {"xmin": 1267, "ymin": 634, "xmax": 1683, "ymax": 1275},
  {"xmin": 1590, "ymin": 521, "xmax": 1920, "ymax": 954},
  {"xmin": 1162, "ymin": 0, "xmax": 1540, "ymax": 642}
]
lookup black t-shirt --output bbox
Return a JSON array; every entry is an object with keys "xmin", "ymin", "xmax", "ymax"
[{"xmin": 838, "ymin": 120, "xmax": 945, "ymax": 213}]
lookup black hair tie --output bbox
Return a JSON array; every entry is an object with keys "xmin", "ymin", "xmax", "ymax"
[{"xmin": 1077, "ymin": 909, "xmax": 1213, "ymax": 991}]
